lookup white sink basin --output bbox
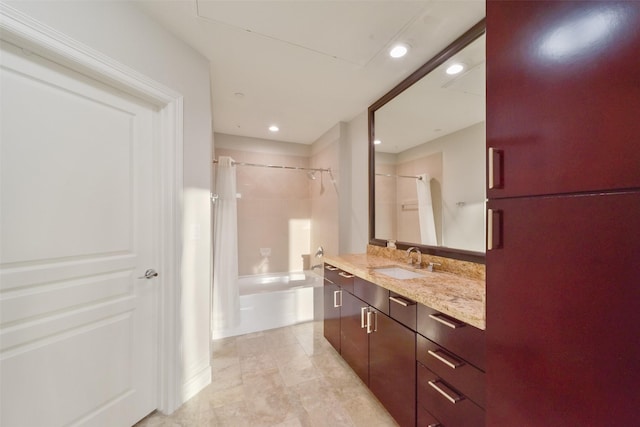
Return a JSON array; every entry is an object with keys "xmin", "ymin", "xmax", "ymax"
[{"xmin": 373, "ymin": 266, "xmax": 427, "ymax": 280}]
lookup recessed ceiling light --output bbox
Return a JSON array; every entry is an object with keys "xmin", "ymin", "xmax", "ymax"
[
  {"xmin": 446, "ymin": 63, "xmax": 465, "ymax": 75},
  {"xmin": 269, "ymin": 125, "xmax": 279, "ymax": 132},
  {"xmin": 389, "ymin": 44, "xmax": 409, "ymax": 58},
  {"xmin": 374, "ymin": 139, "xmax": 382, "ymax": 145}
]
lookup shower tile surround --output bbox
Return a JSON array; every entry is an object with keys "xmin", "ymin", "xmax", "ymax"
[
  {"xmin": 136, "ymin": 321, "xmax": 399, "ymax": 427},
  {"xmin": 215, "ymin": 148, "xmax": 313, "ymax": 275},
  {"xmin": 325, "ymin": 245, "xmax": 485, "ymax": 329}
]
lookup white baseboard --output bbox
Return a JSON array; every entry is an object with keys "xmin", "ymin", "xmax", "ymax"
[{"xmin": 181, "ymin": 364, "xmax": 211, "ymax": 404}]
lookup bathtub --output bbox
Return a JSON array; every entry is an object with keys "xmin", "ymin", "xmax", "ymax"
[{"xmin": 212, "ymin": 270, "xmax": 323, "ymax": 340}]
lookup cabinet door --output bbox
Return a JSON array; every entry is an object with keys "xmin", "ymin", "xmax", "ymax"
[
  {"xmin": 369, "ymin": 310, "xmax": 416, "ymax": 427},
  {"xmin": 323, "ymin": 279, "xmax": 341, "ymax": 353},
  {"xmin": 340, "ymin": 290, "xmax": 369, "ymax": 385},
  {"xmin": 486, "ymin": 191, "xmax": 640, "ymax": 426},
  {"xmin": 486, "ymin": 1, "xmax": 640, "ymax": 198}
]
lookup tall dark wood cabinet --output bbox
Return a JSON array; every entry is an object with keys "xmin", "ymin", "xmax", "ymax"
[{"xmin": 486, "ymin": 1, "xmax": 640, "ymax": 425}]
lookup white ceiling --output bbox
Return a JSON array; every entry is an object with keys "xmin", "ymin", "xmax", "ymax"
[
  {"xmin": 375, "ymin": 33, "xmax": 486, "ymax": 154},
  {"xmin": 135, "ymin": 0, "xmax": 485, "ymax": 144}
]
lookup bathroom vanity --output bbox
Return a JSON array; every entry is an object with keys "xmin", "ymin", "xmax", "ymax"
[{"xmin": 323, "ymin": 249, "xmax": 485, "ymax": 427}]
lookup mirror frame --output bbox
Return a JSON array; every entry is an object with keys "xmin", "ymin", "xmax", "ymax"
[{"xmin": 368, "ymin": 18, "xmax": 486, "ymax": 264}]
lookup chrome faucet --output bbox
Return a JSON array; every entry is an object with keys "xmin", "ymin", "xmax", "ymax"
[{"xmin": 406, "ymin": 247, "xmax": 422, "ymax": 267}]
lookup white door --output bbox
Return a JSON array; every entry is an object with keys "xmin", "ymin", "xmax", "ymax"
[{"xmin": 0, "ymin": 39, "xmax": 158, "ymax": 426}]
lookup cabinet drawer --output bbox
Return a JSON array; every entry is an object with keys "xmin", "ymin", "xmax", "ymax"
[
  {"xmin": 354, "ymin": 277, "xmax": 389, "ymax": 315},
  {"xmin": 417, "ymin": 335, "xmax": 485, "ymax": 408},
  {"xmin": 389, "ymin": 291, "xmax": 417, "ymax": 331},
  {"xmin": 323, "ymin": 263, "xmax": 354, "ymax": 293},
  {"xmin": 417, "ymin": 363, "xmax": 484, "ymax": 427},
  {"xmin": 417, "ymin": 304, "xmax": 485, "ymax": 371},
  {"xmin": 323, "ymin": 263, "xmax": 340, "ymax": 284},
  {"xmin": 417, "ymin": 405, "xmax": 442, "ymax": 427}
]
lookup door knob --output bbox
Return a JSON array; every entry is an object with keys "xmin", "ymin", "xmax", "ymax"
[{"xmin": 138, "ymin": 269, "xmax": 158, "ymax": 279}]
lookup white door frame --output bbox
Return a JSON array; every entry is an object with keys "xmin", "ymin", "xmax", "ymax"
[{"xmin": 1, "ymin": 4, "xmax": 184, "ymax": 414}]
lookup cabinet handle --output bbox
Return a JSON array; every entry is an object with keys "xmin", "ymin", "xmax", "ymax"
[
  {"xmin": 389, "ymin": 296, "xmax": 415, "ymax": 307},
  {"xmin": 333, "ymin": 290, "xmax": 342, "ymax": 308},
  {"xmin": 361, "ymin": 306, "xmax": 368, "ymax": 329},
  {"xmin": 428, "ymin": 424, "xmax": 442, "ymax": 427},
  {"xmin": 487, "ymin": 208, "xmax": 503, "ymax": 251},
  {"xmin": 428, "ymin": 380, "xmax": 464, "ymax": 404},
  {"xmin": 366, "ymin": 311, "xmax": 377, "ymax": 334},
  {"xmin": 338, "ymin": 272, "xmax": 354, "ymax": 279},
  {"xmin": 428, "ymin": 313, "xmax": 465, "ymax": 329},
  {"xmin": 325, "ymin": 265, "xmax": 338, "ymax": 271},
  {"xmin": 488, "ymin": 147, "xmax": 503, "ymax": 189},
  {"xmin": 427, "ymin": 349, "xmax": 464, "ymax": 369}
]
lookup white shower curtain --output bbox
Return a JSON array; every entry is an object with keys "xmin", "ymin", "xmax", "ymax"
[
  {"xmin": 212, "ymin": 156, "xmax": 240, "ymax": 332},
  {"xmin": 416, "ymin": 173, "xmax": 438, "ymax": 246}
]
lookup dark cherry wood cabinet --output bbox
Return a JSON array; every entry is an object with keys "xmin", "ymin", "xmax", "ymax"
[
  {"xmin": 369, "ymin": 308, "xmax": 416, "ymax": 427},
  {"xmin": 417, "ymin": 304, "xmax": 485, "ymax": 372},
  {"xmin": 486, "ymin": 1, "xmax": 640, "ymax": 198},
  {"xmin": 324, "ymin": 263, "xmax": 486, "ymax": 427},
  {"xmin": 322, "ymin": 277, "xmax": 341, "ymax": 353},
  {"xmin": 417, "ymin": 363, "xmax": 484, "ymax": 427},
  {"xmin": 416, "ymin": 309, "xmax": 486, "ymax": 427},
  {"xmin": 486, "ymin": 1, "xmax": 640, "ymax": 425},
  {"xmin": 486, "ymin": 192, "xmax": 640, "ymax": 426},
  {"xmin": 339, "ymin": 288, "xmax": 369, "ymax": 385}
]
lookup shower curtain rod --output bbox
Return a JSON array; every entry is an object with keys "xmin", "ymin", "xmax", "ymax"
[
  {"xmin": 213, "ymin": 159, "xmax": 330, "ymax": 173},
  {"xmin": 376, "ymin": 173, "xmax": 423, "ymax": 180}
]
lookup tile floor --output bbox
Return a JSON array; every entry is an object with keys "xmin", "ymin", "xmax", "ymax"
[{"xmin": 136, "ymin": 321, "xmax": 399, "ymax": 427}]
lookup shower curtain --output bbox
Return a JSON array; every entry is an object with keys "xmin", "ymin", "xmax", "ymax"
[
  {"xmin": 416, "ymin": 173, "xmax": 438, "ymax": 246},
  {"xmin": 212, "ymin": 156, "xmax": 240, "ymax": 332}
]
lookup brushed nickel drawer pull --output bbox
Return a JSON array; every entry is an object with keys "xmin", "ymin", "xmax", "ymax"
[
  {"xmin": 389, "ymin": 296, "xmax": 415, "ymax": 307},
  {"xmin": 428, "ymin": 380, "xmax": 463, "ymax": 404},
  {"xmin": 325, "ymin": 265, "xmax": 338, "ymax": 271},
  {"xmin": 338, "ymin": 272, "xmax": 354, "ymax": 278},
  {"xmin": 427, "ymin": 349, "xmax": 464, "ymax": 369},
  {"xmin": 487, "ymin": 208, "xmax": 494, "ymax": 251},
  {"xmin": 488, "ymin": 147, "xmax": 495, "ymax": 189},
  {"xmin": 367, "ymin": 311, "xmax": 376, "ymax": 334},
  {"xmin": 333, "ymin": 290, "xmax": 342, "ymax": 308},
  {"xmin": 361, "ymin": 306, "xmax": 368, "ymax": 329},
  {"xmin": 428, "ymin": 313, "xmax": 465, "ymax": 329},
  {"xmin": 487, "ymin": 208, "xmax": 503, "ymax": 251},
  {"xmin": 488, "ymin": 147, "xmax": 503, "ymax": 189}
]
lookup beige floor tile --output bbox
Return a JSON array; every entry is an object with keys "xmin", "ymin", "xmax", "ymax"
[
  {"xmin": 240, "ymin": 353, "xmax": 280, "ymax": 379},
  {"xmin": 135, "ymin": 321, "xmax": 398, "ymax": 427},
  {"xmin": 342, "ymin": 394, "xmax": 399, "ymax": 427}
]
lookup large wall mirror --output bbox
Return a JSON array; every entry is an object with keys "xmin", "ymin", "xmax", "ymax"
[{"xmin": 369, "ymin": 19, "xmax": 486, "ymax": 264}]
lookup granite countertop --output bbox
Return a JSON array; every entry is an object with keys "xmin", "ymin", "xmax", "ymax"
[{"xmin": 323, "ymin": 253, "xmax": 486, "ymax": 330}]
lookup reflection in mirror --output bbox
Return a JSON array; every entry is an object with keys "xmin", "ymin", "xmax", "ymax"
[{"xmin": 369, "ymin": 21, "xmax": 486, "ymax": 261}]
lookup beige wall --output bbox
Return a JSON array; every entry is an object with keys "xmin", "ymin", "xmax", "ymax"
[
  {"xmin": 345, "ymin": 112, "xmax": 371, "ymax": 254},
  {"xmin": 310, "ymin": 125, "xmax": 341, "ymax": 259},
  {"xmin": 397, "ymin": 122, "xmax": 486, "ymax": 251}
]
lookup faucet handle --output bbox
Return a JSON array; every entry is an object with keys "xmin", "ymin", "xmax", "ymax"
[{"xmin": 427, "ymin": 262, "xmax": 441, "ymax": 272}]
